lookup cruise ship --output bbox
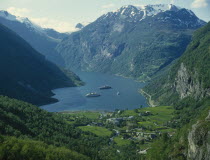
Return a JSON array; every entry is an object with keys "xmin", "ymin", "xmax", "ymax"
[
  {"xmin": 85, "ymin": 92, "xmax": 101, "ymax": 97},
  {"xmin": 99, "ymin": 85, "xmax": 112, "ymax": 90}
]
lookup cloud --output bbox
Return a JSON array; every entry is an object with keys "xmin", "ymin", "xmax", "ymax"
[
  {"xmin": 191, "ymin": 0, "xmax": 208, "ymax": 8},
  {"xmin": 171, "ymin": 0, "xmax": 175, "ymax": 4},
  {"xmin": 6, "ymin": 7, "xmax": 76, "ymax": 32},
  {"xmin": 31, "ymin": 17, "xmax": 77, "ymax": 33},
  {"xmin": 102, "ymin": 3, "xmax": 115, "ymax": 9},
  {"xmin": 7, "ymin": 7, "xmax": 30, "ymax": 17}
]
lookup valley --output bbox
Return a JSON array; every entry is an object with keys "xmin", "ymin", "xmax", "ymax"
[{"xmin": 0, "ymin": 2, "xmax": 209, "ymax": 160}]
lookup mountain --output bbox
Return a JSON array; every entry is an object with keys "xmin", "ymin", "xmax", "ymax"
[
  {"xmin": 56, "ymin": 4, "xmax": 206, "ymax": 81},
  {"xmin": 0, "ymin": 23, "xmax": 81, "ymax": 105},
  {"xmin": 144, "ymin": 22, "xmax": 210, "ymax": 160},
  {"xmin": 0, "ymin": 10, "xmax": 67, "ymax": 66},
  {"xmin": 143, "ymin": 22, "xmax": 210, "ymax": 107},
  {"xmin": 75, "ymin": 23, "xmax": 85, "ymax": 29}
]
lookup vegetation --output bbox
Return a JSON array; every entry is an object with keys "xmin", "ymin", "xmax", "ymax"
[
  {"xmin": 0, "ymin": 96, "xmax": 117, "ymax": 159},
  {"xmin": 0, "ymin": 95, "xmax": 178, "ymax": 159},
  {"xmin": 0, "ymin": 24, "xmax": 81, "ymax": 105},
  {"xmin": 78, "ymin": 126, "xmax": 112, "ymax": 137},
  {"xmin": 144, "ymin": 22, "xmax": 210, "ymax": 101},
  {"xmin": 62, "ymin": 111, "xmax": 101, "ymax": 120},
  {"xmin": 143, "ymin": 22, "xmax": 210, "ymax": 159},
  {"xmin": 146, "ymin": 106, "xmax": 210, "ymax": 160},
  {"xmin": 144, "ymin": 22, "xmax": 210, "ymax": 126},
  {"xmin": 114, "ymin": 136, "xmax": 131, "ymax": 146},
  {"xmin": 0, "ymin": 135, "xmax": 89, "ymax": 160}
]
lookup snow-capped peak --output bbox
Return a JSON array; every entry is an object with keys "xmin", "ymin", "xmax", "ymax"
[
  {"xmin": 0, "ymin": 10, "xmax": 44, "ymax": 33},
  {"xmin": 98, "ymin": 4, "xmax": 206, "ymax": 29},
  {"xmin": 118, "ymin": 4, "xmax": 181, "ymax": 17},
  {"xmin": 103, "ymin": 4, "xmax": 183, "ymax": 21},
  {"xmin": 0, "ymin": 10, "xmax": 17, "ymax": 21}
]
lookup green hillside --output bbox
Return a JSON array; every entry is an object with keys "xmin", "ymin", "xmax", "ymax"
[
  {"xmin": 144, "ymin": 22, "xmax": 210, "ymax": 109},
  {"xmin": 143, "ymin": 22, "xmax": 210, "ymax": 160},
  {"xmin": 0, "ymin": 24, "xmax": 81, "ymax": 105},
  {"xmin": 0, "ymin": 136, "xmax": 89, "ymax": 160}
]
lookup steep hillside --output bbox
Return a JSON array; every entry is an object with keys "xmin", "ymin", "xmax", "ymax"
[
  {"xmin": 0, "ymin": 136, "xmax": 89, "ymax": 160},
  {"xmin": 143, "ymin": 22, "xmax": 210, "ymax": 160},
  {"xmin": 0, "ymin": 24, "xmax": 80, "ymax": 105},
  {"xmin": 57, "ymin": 4, "xmax": 206, "ymax": 81},
  {"xmin": 143, "ymin": 22, "xmax": 210, "ymax": 106},
  {"xmin": 146, "ymin": 105, "xmax": 210, "ymax": 160},
  {"xmin": 0, "ymin": 96, "xmax": 93, "ymax": 159},
  {"xmin": 0, "ymin": 11, "xmax": 67, "ymax": 66}
]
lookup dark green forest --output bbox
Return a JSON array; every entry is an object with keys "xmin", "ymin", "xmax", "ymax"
[
  {"xmin": 0, "ymin": 96, "xmax": 145, "ymax": 160},
  {"xmin": 0, "ymin": 24, "xmax": 81, "ymax": 105}
]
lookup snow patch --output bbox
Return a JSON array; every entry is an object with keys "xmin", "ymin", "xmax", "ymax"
[{"xmin": 0, "ymin": 10, "xmax": 44, "ymax": 33}]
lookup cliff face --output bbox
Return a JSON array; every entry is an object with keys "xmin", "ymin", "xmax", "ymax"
[
  {"xmin": 188, "ymin": 111, "xmax": 210, "ymax": 160},
  {"xmin": 175, "ymin": 63, "xmax": 210, "ymax": 100}
]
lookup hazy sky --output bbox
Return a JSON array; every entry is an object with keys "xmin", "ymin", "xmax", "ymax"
[{"xmin": 0, "ymin": 0, "xmax": 209, "ymax": 32}]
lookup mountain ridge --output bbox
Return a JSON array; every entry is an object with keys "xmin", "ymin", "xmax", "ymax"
[
  {"xmin": 0, "ymin": 23, "xmax": 81, "ymax": 105},
  {"xmin": 56, "ymin": 4, "xmax": 206, "ymax": 81},
  {"xmin": 0, "ymin": 10, "xmax": 67, "ymax": 66}
]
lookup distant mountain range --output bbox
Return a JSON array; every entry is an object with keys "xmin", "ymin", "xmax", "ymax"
[
  {"xmin": 56, "ymin": 4, "xmax": 206, "ymax": 81},
  {"xmin": 0, "ymin": 23, "xmax": 81, "ymax": 105},
  {"xmin": 0, "ymin": 10, "xmax": 68, "ymax": 66}
]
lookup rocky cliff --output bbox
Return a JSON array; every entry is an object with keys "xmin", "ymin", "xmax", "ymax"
[
  {"xmin": 175, "ymin": 63, "xmax": 210, "ymax": 100},
  {"xmin": 188, "ymin": 110, "xmax": 210, "ymax": 160}
]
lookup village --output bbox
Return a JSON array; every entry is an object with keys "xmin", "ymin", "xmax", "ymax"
[{"xmin": 60, "ymin": 106, "xmax": 176, "ymax": 154}]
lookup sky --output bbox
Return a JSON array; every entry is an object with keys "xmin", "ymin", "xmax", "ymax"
[{"xmin": 0, "ymin": 0, "xmax": 209, "ymax": 32}]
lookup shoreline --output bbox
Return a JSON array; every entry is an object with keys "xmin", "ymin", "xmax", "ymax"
[
  {"xmin": 58, "ymin": 110, "xmax": 112, "ymax": 114},
  {"xmin": 41, "ymin": 71, "xmax": 151, "ymax": 112},
  {"xmin": 114, "ymin": 73, "xmax": 149, "ymax": 83},
  {"xmin": 140, "ymin": 89, "xmax": 157, "ymax": 107}
]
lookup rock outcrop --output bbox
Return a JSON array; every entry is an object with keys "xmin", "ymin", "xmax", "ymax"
[
  {"xmin": 175, "ymin": 63, "xmax": 210, "ymax": 100},
  {"xmin": 188, "ymin": 111, "xmax": 210, "ymax": 160}
]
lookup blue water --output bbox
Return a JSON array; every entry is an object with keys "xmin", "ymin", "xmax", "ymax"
[{"xmin": 41, "ymin": 71, "xmax": 148, "ymax": 112}]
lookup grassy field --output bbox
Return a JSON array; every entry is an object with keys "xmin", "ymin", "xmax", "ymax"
[
  {"xmin": 121, "ymin": 106, "xmax": 174, "ymax": 118},
  {"xmin": 62, "ymin": 111, "xmax": 101, "ymax": 120},
  {"xmin": 138, "ymin": 121, "xmax": 157, "ymax": 129},
  {"xmin": 120, "ymin": 110, "xmax": 139, "ymax": 117},
  {"xmin": 120, "ymin": 106, "xmax": 175, "ymax": 131},
  {"xmin": 137, "ymin": 106, "xmax": 175, "ymax": 131},
  {"xmin": 78, "ymin": 126, "xmax": 112, "ymax": 137},
  {"xmin": 114, "ymin": 136, "xmax": 131, "ymax": 146},
  {"xmin": 139, "ymin": 106, "xmax": 174, "ymax": 124}
]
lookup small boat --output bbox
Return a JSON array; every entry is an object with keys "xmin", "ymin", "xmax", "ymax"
[
  {"xmin": 85, "ymin": 92, "xmax": 101, "ymax": 97},
  {"xmin": 117, "ymin": 92, "xmax": 120, "ymax": 95},
  {"xmin": 99, "ymin": 85, "xmax": 112, "ymax": 90}
]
